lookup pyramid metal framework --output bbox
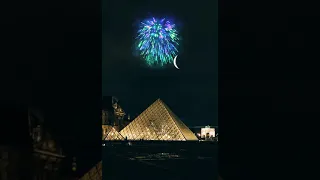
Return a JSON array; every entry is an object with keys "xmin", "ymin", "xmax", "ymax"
[
  {"xmin": 102, "ymin": 125, "xmax": 124, "ymax": 140},
  {"xmin": 119, "ymin": 99, "xmax": 198, "ymax": 141},
  {"xmin": 79, "ymin": 161, "xmax": 102, "ymax": 180}
]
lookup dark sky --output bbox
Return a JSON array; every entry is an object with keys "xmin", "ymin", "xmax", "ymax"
[{"xmin": 102, "ymin": 0, "xmax": 218, "ymax": 126}]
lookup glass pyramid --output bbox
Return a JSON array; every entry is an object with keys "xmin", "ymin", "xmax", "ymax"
[
  {"xmin": 102, "ymin": 125, "xmax": 124, "ymax": 140},
  {"xmin": 119, "ymin": 99, "xmax": 198, "ymax": 141},
  {"xmin": 79, "ymin": 161, "xmax": 102, "ymax": 180}
]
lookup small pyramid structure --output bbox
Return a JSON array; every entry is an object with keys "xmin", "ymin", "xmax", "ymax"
[
  {"xmin": 102, "ymin": 125, "xmax": 124, "ymax": 140},
  {"xmin": 120, "ymin": 99, "xmax": 198, "ymax": 141}
]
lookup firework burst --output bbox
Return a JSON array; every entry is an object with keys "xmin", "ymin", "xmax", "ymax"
[{"xmin": 135, "ymin": 17, "xmax": 180, "ymax": 66}]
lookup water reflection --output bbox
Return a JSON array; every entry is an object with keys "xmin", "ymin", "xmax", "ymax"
[{"xmin": 130, "ymin": 152, "xmax": 182, "ymax": 160}]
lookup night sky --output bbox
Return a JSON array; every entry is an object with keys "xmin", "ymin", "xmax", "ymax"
[{"xmin": 102, "ymin": 0, "xmax": 218, "ymax": 126}]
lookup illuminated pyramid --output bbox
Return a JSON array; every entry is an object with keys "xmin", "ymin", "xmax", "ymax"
[
  {"xmin": 120, "ymin": 99, "xmax": 198, "ymax": 141},
  {"xmin": 102, "ymin": 125, "xmax": 124, "ymax": 140},
  {"xmin": 79, "ymin": 161, "xmax": 102, "ymax": 180}
]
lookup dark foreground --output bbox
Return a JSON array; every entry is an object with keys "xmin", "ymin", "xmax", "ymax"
[{"xmin": 102, "ymin": 141, "xmax": 218, "ymax": 180}]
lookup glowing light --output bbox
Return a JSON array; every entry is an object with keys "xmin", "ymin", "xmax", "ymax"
[
  {"xmin": 201, "ymin": 127, "xmax": 215, "ymax": 137},
  {"xmin": 135, "ymin": 17, "xmax": 180, "ymax": 66}
]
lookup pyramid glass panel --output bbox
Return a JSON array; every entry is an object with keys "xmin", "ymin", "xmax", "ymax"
[
  {"xmin": 120, "ymin": 99, "xmax": 198, "ymax": 141},
  {"xmin": 162, "ymin": 102, "xmax": 199, "ymax": 141},
  {"xmin": 79, "ymin": 161, "xmax": 102, "ymax": 180},
  {"xmin": 102, "ymin": 125, "xmax": 124, "ymax": 140}
]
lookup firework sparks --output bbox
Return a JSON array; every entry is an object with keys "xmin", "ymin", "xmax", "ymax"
[{"xmin": 135, "ymin": 17, "xmax": 180, "ymax": 66}]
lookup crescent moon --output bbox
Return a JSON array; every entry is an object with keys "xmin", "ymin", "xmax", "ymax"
[{"xmin": 173, "ymin": 55, "xmax": 180, "ymax": 69}]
